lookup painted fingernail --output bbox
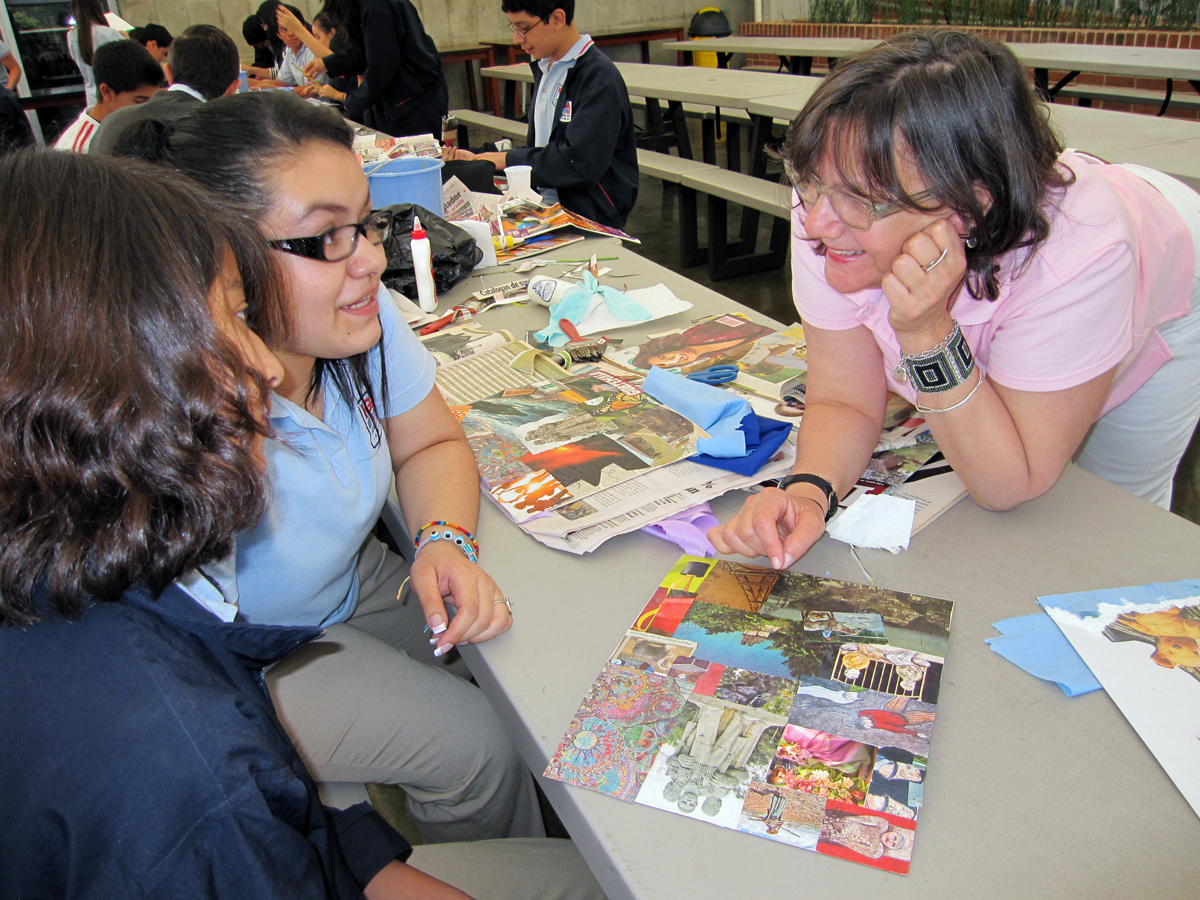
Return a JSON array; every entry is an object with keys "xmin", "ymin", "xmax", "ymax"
[
  {"xmin": 433, "ymin": 644, "xmax": 450, "ymax": 658},
  {"xmin": 429, "ymin": 617, "xmax": 447, "ymax": 635}
]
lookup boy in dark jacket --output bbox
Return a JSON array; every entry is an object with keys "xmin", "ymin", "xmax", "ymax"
[{"xmin": 453, "ymin": 0, "xmax": 638, "ymax": 228}]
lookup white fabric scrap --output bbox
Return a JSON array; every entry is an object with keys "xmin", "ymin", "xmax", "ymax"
[{"xmin": 827, "ymin": 493, "xmax": 916, "ymax": 554}]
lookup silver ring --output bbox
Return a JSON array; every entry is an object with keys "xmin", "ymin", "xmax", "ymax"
[
  {"xmin": 494, "ymin": 597, "xmax": 513, "ymax": 613},
  {"xmin": 922, "ymin": 248, "xmax": 949, "ymax": 273}
]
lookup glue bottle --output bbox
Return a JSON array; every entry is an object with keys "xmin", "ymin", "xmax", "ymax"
[{"xmin": 411, "ymin": 216, "xmax": 438, "ymax": 313}]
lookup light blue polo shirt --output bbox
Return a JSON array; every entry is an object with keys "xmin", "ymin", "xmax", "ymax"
[
  {"xmin": 531, "ymin": 34, "xmax": 593, "ymax": 206},
  {"xmin": 234, "ymin": 285, "xmax": 437, "ymax": 628}
]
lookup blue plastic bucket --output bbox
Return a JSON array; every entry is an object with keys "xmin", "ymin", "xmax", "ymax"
[{"xmin": 366, "ymin": 157, "xmax": 445, "ymax": 215}]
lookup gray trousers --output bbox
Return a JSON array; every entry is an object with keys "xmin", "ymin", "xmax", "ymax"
[
  {"xmin": 265, "ymin": 537, "xmax": 544, "ymax": 844},
  {"xmin": 409, "ymin": 838, "xmax": 608, "ymax": 900}
]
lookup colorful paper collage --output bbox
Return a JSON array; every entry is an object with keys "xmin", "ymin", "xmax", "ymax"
[
  {"xmin": 458, "ymin": 369, "xmax": 702, "ymax": 524},
  {"xmin": 1039, "ymin": 580, "xmax": 1200, "ymax": 816},
  {"xmin": 545, "ymin": 556, "xmax": 954, "ymax": 874}
]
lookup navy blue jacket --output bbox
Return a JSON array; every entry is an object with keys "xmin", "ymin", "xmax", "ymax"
[
  {"xmin": 506, "ymin": 45, "xmax": 639, "ymax": 229},
  {"xmin": 324, "ymin": 0, "xmax": 447, "ymax": 138},
  {"xmin": 0, "ymin": 582, "xmax": 410, "ymax": 898}
]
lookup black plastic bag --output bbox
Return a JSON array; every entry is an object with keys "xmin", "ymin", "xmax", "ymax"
[{"xmin": 381, "ymin": 203, "xmax": 483, "ymax": 300}]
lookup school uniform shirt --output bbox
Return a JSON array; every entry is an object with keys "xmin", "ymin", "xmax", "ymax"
[
  {"xmin": 792, "ymin": 150, "xmax": 1196, "ymax": 417},
  {"xmin": 506, "ymin": 44, "xmax": 639, "ymax": 229},
  {"xmin": 0, "ymin": 579, "xmax": 410, "ymax": 898},
  {"xmin": 234, "ymin": 285, "xmax": 436, "ymax": 627},
  {"xmin": 278, "ymin": 43, "xmax": 329, "ymax": 88},
  {"xmin": 53, "ymin": 108, "xmax": 102, "ymax": 153},
  {"xmin": 66, "ymin": 23, "xmax": 124, "ymax": 107}
]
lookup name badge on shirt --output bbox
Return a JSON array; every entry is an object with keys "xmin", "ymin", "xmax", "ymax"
[
  {"xmin": 358, "ymin": 393, "xmax": 382, "ymax": 449},
  {"xmin": 559, "ymin": 101, "xmax": 572, "ymax": 123}
]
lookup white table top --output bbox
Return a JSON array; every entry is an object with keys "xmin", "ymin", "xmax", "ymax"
[
  {"xmin": 662, "ymin": 36, "xmax": 879, "ymax": 57},
  {"xmin": 743, "ymin": 87, "xmax": 1200, "ymax": 189},
  {"xmin": 485, "ymin": 61, "xmax": 822, "ymax": 107},
  {"xmin": 665, "ymin": 35, "xmax": 1200, "ymax": 82},
  {"xmin": 1007, "ymin": 41, "xmax": 1200, "ymax": 80},
  {"xmin": 440, "ymin": 236, "xmax": 1200, "ymax": 900}
]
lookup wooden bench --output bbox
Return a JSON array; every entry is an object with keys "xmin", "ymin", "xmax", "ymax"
[
  {"xmin": 678, "ymin": 166, "xmax": 792, "ymax": 280},
  {"xmin": 1057, "ymin": 83, "xmax": 1200, "ymax": 117},
  {"xmin": 638, "ymin": 148, "xmax": 792, "ymax": 280},
  {"xmin": 452, "ymin": 109, "xmax": 527, "ymax": 148}
]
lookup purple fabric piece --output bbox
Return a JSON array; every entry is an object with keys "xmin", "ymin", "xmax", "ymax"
[{"xmin": 639, "ymin": 502, "xmax": 718, "ymax": 557}]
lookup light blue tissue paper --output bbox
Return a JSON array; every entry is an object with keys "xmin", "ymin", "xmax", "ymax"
[{"xmin": 985, "ymin": 612, "xmax": 1103, "ymax": 697}]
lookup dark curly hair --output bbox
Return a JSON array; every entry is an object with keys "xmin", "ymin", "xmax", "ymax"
[
  {"xmin": 0, "ymin": 151, "xmax": 286, "ymax": 626},
  {"xmin": 783, "ymin": 29, "xmax": 1073, "ymax": 301}
]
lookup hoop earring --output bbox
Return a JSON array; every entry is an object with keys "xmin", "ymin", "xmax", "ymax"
[{"xmin": 965, "ymin": 230, "xmax": 979, "ymax": 249}]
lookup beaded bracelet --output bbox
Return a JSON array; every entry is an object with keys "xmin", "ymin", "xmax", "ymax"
[{"xmin": 414, "ymin": 521, "xmax": 479, "ymax": 564}]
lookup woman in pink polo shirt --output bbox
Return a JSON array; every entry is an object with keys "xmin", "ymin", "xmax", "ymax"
[{"xmin": 711, "ymin": 30, "xmax": 1200, "ymax": 569}]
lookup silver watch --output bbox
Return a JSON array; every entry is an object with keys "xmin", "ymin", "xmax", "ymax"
[{"xmin": 896, "ymin": 320, "xmax": 975, "ymax": 393}]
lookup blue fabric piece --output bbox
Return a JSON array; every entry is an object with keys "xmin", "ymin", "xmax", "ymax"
[
  {"xmin": 985, "ymin": 612, "xmax": 1103, "ymax": 697},
  {"xmin": 533, "ymin": 271, "xmax": 652, "ymax": 347},
  {"xmin": 643, "ymin": 366, "xmax": 750, "ymax": 457},
  {"xmin": 692, "ymin": 412, "xmax": 793, "ymax": 476}
]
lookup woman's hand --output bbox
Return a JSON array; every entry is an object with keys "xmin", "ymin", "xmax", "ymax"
[
  {"xmin": 305, "ymin": 57, "xmax": 327, "ymax": 78},
  {"xmin": 294, "ymin": 82, "xmax": 318, "ymax": 98},
  {"xmin": 276, "ymin": 5, "xmax": 305, "ymax": 35},
  {"xmin": 318, "ymin": 84, "xmax": 346, "ymax": 102},
  {"xmin": 409, "ymin": 540, "xmax": 512, "ymax": 657},
  {"xmin": 709, "ymin": 487, "xmax": 828, "ymax": 570},
  {"xmin": 882, "ymin": 218, "xmax": 967, "ymax": 348}
]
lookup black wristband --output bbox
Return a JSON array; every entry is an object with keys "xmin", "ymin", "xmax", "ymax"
[{"xmin": 777, "ymin": 473, "xmax": 839, "ymax": 523}]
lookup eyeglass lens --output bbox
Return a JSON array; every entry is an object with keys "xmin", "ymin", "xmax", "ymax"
[{"xmin": 322, "ymin": 212, "xmax": 392, "ymax": 260}]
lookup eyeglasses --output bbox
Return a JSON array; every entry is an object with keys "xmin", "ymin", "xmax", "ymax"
[
  {"xmin": 269, "ymin": 210, "xmax": 393, "ymax": 262},
  {"xmin": 784, "ymin": 160, "xmax": 933, "ymax": 231},
  {"xmin": 508, "ymin": 17, "xmax": 545, "ymax": 37}
]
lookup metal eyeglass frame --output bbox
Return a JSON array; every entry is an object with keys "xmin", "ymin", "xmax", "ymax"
[
  {"xmin": 508, "ymin": 17, "xmax": 546, "ymax": 37},
  {"xmin": 784, "ymin": 160, "xmax": 935, "ymax": 231}
]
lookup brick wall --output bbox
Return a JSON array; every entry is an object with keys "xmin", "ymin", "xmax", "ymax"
[{"xmin": 740, "ymin": 21, "xmax": 1200, "ymax": 120}]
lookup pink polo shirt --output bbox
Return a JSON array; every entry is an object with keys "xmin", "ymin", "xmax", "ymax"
[{"xmin": 792, "ymin": 151, "xmax": 1195, "ymax": 417}]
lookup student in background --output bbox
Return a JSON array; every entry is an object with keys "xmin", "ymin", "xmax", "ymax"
[
  {"xmin": 274, "ymin": 5, "xmax": 349, "ymax": 102},
  {"xmin": 243, "ymin": 14, "xmax": 276, "ymax": 70},
  {"xmin": 55, "ymin": 40, "xmax": 162, "ymax": 153},
  {"xmin": 452, "ymin": 1, "xmax": 638, "ymax": 229},
  {"xmin": 0, "ymin": 37, "xmax": 22, "ymax": 91},
  {"xmin": 129, "ymin": 22, "xmax": 173, "ymax": 82},
  {"xmin": 67, "ymin": 0, "xmax": 126, "ymax": 107},
  {"xmin": 304, "ymin": 0, "xmax": 447, "ymax": 138},
  {"xmin": 90, "ymin": 24, "xmax": 241, "ymax": 157},
  {"xmin": 245, "ymin": 3, "xmax": 328, "ymax": 94},
  {"xmin": 311, "ymin": 11, "xmax": 355, "ymax": 103}
]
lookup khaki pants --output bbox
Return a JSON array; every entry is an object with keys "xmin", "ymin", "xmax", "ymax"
[{"xmin": 265, "ymin": 538, "xmax": 544, "ymax": 844}]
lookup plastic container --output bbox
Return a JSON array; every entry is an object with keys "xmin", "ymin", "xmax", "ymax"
[
  {"xmin": 687, "ymin": 7, "xmax": 732, "ymax": 68},
  {"xmin": 410, "ymin": 216, "xmax": 438, "ymax": 313},
  {"xmin": 367, "ymin": 157, "xmax": 445, "ymax": 216}
]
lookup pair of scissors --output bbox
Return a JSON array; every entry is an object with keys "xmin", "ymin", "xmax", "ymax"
[{"xmin": 686, "ymin": 364, "xmax": 738, "ymax": 385}]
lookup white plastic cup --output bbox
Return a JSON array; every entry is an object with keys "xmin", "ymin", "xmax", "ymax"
[{"xmin": 505, "ymin": 164, "xmax": 536, "ymax": 201}]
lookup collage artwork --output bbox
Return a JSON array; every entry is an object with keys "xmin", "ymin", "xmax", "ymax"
[
  {"xmin": 545, "ymin": 556, "xmax": 954, "ymax": 874},
  {"xmin": 449, "ymin": 368, "xmax": 702, "ymax": 524}
]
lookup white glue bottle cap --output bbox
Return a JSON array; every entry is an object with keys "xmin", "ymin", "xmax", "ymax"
[{"xmin": 411, "ymin": 215, "xmax": 438, "ymax": 313}]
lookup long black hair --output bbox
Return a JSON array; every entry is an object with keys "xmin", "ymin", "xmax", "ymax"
[
  {"xmin": 0, "ymin": 151, "xmax": 285, "ymax": 626},
  {"xmin": 113, "ymin": 90, "xmax": 388, "ymax": 413},
  {"xmin": 783, "ymin": 30, "xmax": 1073, "ymax": 301},
  {"xmin": 71, "ymin": 0, "xmax": 108, "ymax": 66}
]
